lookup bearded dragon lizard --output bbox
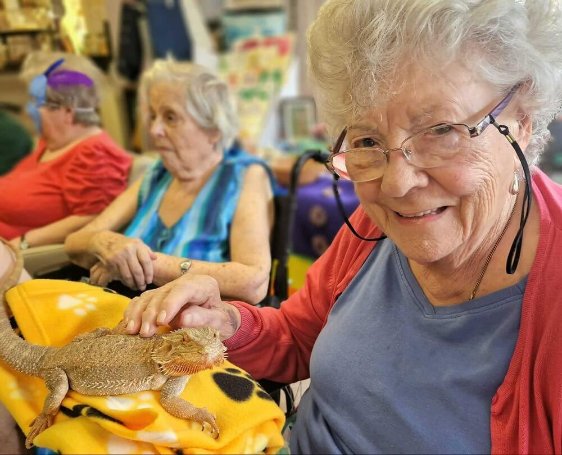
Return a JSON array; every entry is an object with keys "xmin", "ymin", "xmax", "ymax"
[{"xmin": 0, "ymin": 239, "xmax": 226, "ymax": 448}]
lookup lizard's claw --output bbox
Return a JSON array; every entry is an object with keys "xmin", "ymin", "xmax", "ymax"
[
  {"xmin": 197, "ymin": 409, "xmax": 219, "ymax": 439},
  {"xmin": 206, "ymin": 414, "xmax": 219, "ymax": 439},
  {"xmin": 26, "ymin": 412, "xmax": 54, "ymax": 448}
]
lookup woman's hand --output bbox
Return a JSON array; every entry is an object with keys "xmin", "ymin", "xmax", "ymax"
[
  {"xmin": 8, "ymin": 237, "xmax": 21, "ymax": 249},
  {"xmin": 91, "ymin": 231, "xmax": 156, "ymax": 290},
  {"xmin": 89, "ymin": 262, "xmax": 114, "ymax": 287},
  {"xmin": 123, "ymin": 274, "xmax": 240, "ymax": 340}
]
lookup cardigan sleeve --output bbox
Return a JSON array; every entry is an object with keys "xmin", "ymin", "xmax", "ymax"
[
  {"xmin": 62, "ymin": 137, "xmax": 132, "ymax": 215},
  {"xmin": 224, "ymin": 206, "xmax": 380, "ymax": 384}
]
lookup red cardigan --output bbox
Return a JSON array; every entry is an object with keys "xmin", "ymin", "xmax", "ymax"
[{"xmin": 226, "ymin": 169, "xmax": 562, "ymax": 453}]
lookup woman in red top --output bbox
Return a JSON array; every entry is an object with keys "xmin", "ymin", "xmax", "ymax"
[{"xmin": 0, "ymin": 59, "xmax": 132, "ymax": 249}]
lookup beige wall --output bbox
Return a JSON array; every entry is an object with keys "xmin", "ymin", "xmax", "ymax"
[{"xmin": 289, "ymin": 0, "xmax": 324, "ymax": 97}]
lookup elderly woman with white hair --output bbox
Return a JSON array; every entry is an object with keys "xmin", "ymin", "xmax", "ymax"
[
  {"xmin": 65, "ymin": 60, "xmax": 274, "ymax": 305},
  {"xmin": 122, "ymin": 1, "xmax": 562, "ymax": 453}
]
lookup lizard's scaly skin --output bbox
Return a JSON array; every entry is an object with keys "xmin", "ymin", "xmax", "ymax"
[{"xmin": 0, "ymin": 239, "xmax": 227, "ymax": 448}]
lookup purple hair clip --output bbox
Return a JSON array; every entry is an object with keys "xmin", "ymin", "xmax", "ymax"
[{"xmin": 47, "ymin": 70, "xmax": 94, "ymax": 89}]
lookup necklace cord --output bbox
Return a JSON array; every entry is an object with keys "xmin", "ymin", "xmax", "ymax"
[{"xmin": 469, "ymin": 197, "xmax": 518, "ymax": 300}]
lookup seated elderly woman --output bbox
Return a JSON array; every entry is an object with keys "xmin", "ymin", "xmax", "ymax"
[
  {"xmin": 123, "ymin": 0, "xmax": 562, "ymax": 453},
  {"xmin": 65, "ymin": 60, "xmax": 274, "ymax": 304},
  {"xmin": 0, "ymin": 59, "xmax": 132, "ymax": 249}
]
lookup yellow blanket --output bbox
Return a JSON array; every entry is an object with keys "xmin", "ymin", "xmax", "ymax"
[{"xmin": 0, "ymin": 279, "xmax": 285, "ymax": 454}]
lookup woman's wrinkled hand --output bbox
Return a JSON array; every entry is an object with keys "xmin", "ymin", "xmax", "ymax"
[
  {"xmin": 123, "ymin": 274, "xmax": 240, "ymax": 340},
  {"xmin": 89, "ymin": 262, "xmax": 114, "ymax": 287},
  {"xmin": 91, "ymin": 231, "xmax": 156, "ymax": 290}
]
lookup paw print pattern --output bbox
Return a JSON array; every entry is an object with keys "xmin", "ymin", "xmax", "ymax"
[
  {"xmin": 6, "ymin": 378, "xmax": 33, "ymax": 401},
  {"xmin": 104, "ymin": 392, "xmax": 154, "ymax": 411},
  {"xmin": 57, "ymin": 293, "xmax": 99, "ymax": 316},
  {"xmin": 212, "ymin": 368, "xmax": 274, "ymax": 403},
  {"xmin": 106, "ymin": 434, "xmax": 143, "ymax": 454}
]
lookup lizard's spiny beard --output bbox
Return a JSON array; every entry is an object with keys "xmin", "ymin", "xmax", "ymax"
[{"xmin": 152, "ymin": 327, "xmax": 226, "ymax": 376}]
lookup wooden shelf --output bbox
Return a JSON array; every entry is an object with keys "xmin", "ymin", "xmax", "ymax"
[{"xmin": 0, "ymin": 28, "xmax": 54, "ymax": 36}]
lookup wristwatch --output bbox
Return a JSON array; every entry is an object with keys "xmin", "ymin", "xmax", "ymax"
[
  {"xmin": 179, "ymin": 259, "xmax": 192, "ymax": 275},
  {"xmin": 19, "ymin": 234, "xmax": 29, "ymax": 250}
]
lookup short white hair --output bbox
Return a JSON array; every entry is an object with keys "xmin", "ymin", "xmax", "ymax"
[
  {"xmin": 140, "ymin": 59, "xmax": 239, "ymax": 152},
  {"xmin": 307, "ymin": 0, "xmax": 562, "ymax": 166}
]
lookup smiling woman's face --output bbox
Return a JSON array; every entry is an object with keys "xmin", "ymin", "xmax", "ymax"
[{"xmin": 351, "ymin": 65, "xmax": 527, "ymax": 267}]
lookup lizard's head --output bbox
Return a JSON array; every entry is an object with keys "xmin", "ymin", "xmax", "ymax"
[{"xmin": 152, "ymin": 327, "xmax": 227, "ymax": 376}]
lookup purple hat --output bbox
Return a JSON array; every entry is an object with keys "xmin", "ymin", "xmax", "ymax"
[{"xmin": 47, "ymin": 70, "xmax": 94, "ymax": 89}]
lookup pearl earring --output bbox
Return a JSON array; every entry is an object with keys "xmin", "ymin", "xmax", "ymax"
[{"xmin": 510, "ymin": 171, "xmax": 520, "ymax": 195}]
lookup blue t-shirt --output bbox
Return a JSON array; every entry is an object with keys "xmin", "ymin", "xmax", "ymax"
[{"xmin": 291, "ymin": 239, "xmax": 525, "ymax": 454}]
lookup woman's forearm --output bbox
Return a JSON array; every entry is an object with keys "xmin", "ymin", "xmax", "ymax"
[
  {"xmin": 64, "ymin": 180, "xmax": 141, "ymax": 268},
  {"xmin": 64, "ymin": 229, "xmax": 103, "ymax": 269},
  {"xmin": 152, "ymin": 253, "xmax": 270, "ymax": 304},
  {"xmin": 151, "ymin": 253, "xmax": 186, "ymax": 286},
  {"xmin": 14, "ymin": 215, "xmax": 95, "ymax": 249}
]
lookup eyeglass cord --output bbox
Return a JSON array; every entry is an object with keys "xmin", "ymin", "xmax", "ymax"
[
  {"xmin": 331, "ymin": 177, "xmax": 387, "ymax": 242},
  {"xmin": 494, "ymin": 121, "xmax": 532, "ymax": 275},
  {"xmin": 302, "ymin": 149, "xmax": 387, "ymax": 242},
  {"xmin": 320, "ymin": 118, "xmax": 531, "ymax": 274}
]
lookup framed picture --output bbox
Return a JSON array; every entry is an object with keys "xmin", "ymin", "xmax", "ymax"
[{"xmin": 280, "ymin": 96, "xmax": 317, "ymax": 142}]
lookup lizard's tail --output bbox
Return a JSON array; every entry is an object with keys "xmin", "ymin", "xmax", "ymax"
[{"xmin": 0, "ymin": 239, "xmax": 49, "ymax": 375}]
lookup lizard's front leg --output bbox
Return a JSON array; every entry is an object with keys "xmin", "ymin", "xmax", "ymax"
[
  {"xmin": 26, "ymin": 367, "xmax": 68, "ymax": 448},
  {"xmin": 110, "ymin": 319, "xmax": 129, "ymax": 335},
  {"xmin": 160, "ymin": 376, "xmax": 219, "ymax": 439}
]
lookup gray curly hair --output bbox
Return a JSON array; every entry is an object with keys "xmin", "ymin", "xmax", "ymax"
[
  {"xmin": 308, "ymin": 0, "xmax": 562, "ymax": 166},
  {"xmin": 45, "ymin": 81, "xmax": 100, "ymax": 127},
  {"xmin": 139, "ymin": 59, "xmax": 239, "ymax": 152}
]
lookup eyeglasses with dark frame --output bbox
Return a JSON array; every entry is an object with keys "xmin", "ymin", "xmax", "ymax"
[
  {"xmin": 323, "ymin": 84, "xmax": 532, "ymax": 276},
  {"xmin": 326, "ymin": 86, "xmax": 520, "ymax": 183}
]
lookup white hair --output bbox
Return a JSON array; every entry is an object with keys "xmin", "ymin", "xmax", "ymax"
[
  {"xmin": 307, "ymin": 0, "xmax": 562, "ymax": 166},
  {"xmin": 139, "ymin": 59, "xmax": 239, "ymax": 152}
]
